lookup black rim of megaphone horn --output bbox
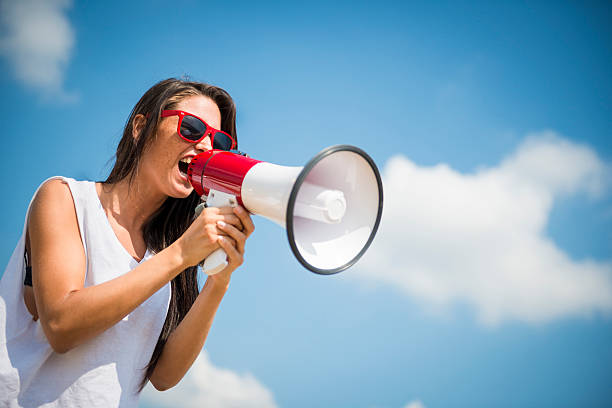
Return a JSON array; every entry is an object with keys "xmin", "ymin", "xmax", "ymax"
[{"xmin": 286, "ymin": 144, "xmax": 384, "ymax": 275}]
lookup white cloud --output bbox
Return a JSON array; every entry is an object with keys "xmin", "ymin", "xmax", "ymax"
[
  {"xmin": 403, "ymin": 401, "xmax": 426, "ymax": 408},
  {"xmin": 140, "ymin": 351, "xmax": 278, "ymax": 408},
  {"xmin": 355, "ymin": 131, "xmax": 612, "ymax": 325},
  {"xmin": 369, "ymin": 400, "xmax": 426, "ymax": 408},
  {"xmin": 0, "ymin": 0, "xmax": 76, "ymax": 100}
]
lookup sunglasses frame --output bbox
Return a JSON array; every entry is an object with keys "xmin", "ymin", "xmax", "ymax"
[{"xmin": 161, "ymin": 109, "xmax": 237, "ymax": 150}]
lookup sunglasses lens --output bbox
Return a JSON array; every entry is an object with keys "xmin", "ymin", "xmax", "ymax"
[
  {"xmin": 212, "ymin": 131, "xmax": 234, "ymax": 150},
  {"xmin": 180, "ymin": 115, "xmax": 207, "ymax": 141}
]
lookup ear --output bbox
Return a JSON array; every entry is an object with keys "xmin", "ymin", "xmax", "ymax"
[{"xmin": 132, "ymin": 114, "xmax": 147, "ymax": 141}]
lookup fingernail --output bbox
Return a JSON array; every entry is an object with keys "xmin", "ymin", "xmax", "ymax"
[{"xmin": 217, "ymin": 220, "xmax": 226, "ymax": 227}]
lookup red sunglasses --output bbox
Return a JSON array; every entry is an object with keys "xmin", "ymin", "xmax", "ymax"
[{"xmin": 161, "ymin": 110, "xmax": 237, "ymax": 150}]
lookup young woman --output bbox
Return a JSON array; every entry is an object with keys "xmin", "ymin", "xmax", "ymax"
[{"xmin": 0, "ymin": 78, "xmax": 254, "ymax": 407}]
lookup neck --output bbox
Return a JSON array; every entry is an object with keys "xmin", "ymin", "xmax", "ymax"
[{"xmin": 98, "ymin": 175, "xmax": 167, "ymax": 233}]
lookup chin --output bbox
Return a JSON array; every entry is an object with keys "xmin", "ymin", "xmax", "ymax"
[
  {"xmin": 168, "ymin": 185, "xmax": 194, "ymax": 199},
  {"xmin": 168, "ymin": 169, "xmax": 195, "ymax": 199}
]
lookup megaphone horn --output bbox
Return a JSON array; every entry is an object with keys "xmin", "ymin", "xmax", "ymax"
[{"xmin": 188, "ymin": 145, "xmax": 383, "ymax": 275}]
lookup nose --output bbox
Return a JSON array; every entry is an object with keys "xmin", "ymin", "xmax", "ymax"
[{"xmin": 195, "ymin": 133, "xmax": 213, "ymax": 151}]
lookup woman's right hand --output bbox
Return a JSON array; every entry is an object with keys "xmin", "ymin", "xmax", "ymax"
[{"xmin": 173, "ymin": 206, "xmax": 245, "ymax": 268}]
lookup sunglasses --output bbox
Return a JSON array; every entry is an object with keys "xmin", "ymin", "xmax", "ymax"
[{"xmin": 161, "ymin": 110, "xmax": 237, "ymax": 150}]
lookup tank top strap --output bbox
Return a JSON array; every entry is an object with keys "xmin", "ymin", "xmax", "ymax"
[{"xmin": 60, "ymin": 177, "xmax": 92, "ymax": 258}]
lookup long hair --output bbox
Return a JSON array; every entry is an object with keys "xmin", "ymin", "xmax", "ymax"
[{"xmin": 103, "ymin": 78, "xmax": 237, "ymax": 391}]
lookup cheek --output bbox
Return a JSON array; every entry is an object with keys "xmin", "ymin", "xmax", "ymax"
[{"xmin": 143, "ymin": 138, "xmax": 179, "ymax": 170}]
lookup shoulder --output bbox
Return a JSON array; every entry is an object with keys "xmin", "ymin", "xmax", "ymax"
[
  {"xmin": 37, "ymin": 177, "xmax": 72, "ymax": 197},
  {"xmin": 28, "ymin": 178, "xmax": 80, "ymax": 234},
  {"xmin": 31, "ymin": 178, "xmax": 74, "ymax": 213}
]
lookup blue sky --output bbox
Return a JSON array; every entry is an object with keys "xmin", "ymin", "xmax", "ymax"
[{"xmin": 1, "ymin": 1, "xmax": 611, "ymax": 407}]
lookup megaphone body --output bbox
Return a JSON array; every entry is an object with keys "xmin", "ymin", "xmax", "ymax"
[{"xmin": 187, "ymin": 145, "xmax": 383, "ymax": 275}]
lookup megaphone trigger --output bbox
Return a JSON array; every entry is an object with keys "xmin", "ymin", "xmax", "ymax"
[{"xmin": 205, "ymin": 190, "xmax": 238, "ymax": 208}]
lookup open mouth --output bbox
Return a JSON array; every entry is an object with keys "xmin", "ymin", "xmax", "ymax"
[{"xmin": 178, "ymin": 157, "xmax": 192, "ymax": 179}]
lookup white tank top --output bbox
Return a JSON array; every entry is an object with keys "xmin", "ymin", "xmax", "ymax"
[{"xmin": 0, "ymin": 177, "xmax": 171, "ymax": 407}]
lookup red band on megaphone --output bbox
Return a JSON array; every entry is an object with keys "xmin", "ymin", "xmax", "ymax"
[{"xmin": 187, "ymin": 150, "xmax": 261, "ymax": 205}]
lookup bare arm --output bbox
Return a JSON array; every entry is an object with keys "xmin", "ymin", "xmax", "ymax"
[
  {"xmin": 149, "ymin": 206, "xmax": 255, "ymax": 391},
  {"xmin": 29, "ymin": 179, "xmax": 241, "ymax": 353}
]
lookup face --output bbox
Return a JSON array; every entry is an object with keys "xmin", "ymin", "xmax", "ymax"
[{"xmin": 139, "ymin": 95, "xmax": 222, "ymax": 198}]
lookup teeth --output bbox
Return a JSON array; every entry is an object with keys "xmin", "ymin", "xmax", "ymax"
[{"xmin": 180, "ymin": 157, "xmax": 192, "ymax": 164}]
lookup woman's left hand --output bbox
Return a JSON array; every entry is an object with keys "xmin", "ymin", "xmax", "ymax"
[{"xmin": 208, "ymin": 205, "xmax": 255, "ymax": 287}]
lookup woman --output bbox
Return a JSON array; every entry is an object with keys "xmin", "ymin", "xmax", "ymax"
[{"xmin": 0, "ymin": 78, "xmax": 254, "ymax": 407}]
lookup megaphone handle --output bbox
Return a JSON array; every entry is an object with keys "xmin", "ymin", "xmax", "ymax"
[
  {"xmin": 202, "ymin": 249, "xmax": 228, "ymax": 275},
  {"xmin": 197, "ymin": 189, "xmax": 238, "ymax": 276}
]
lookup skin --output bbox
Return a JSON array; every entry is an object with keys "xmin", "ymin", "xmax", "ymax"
[{"xmin": 24, "ymin": 95, "xmax": 254, "ymax": 391}]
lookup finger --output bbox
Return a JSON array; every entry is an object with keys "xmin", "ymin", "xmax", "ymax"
[
  {"xmin": 217, "ymin": 221, "xmax": 246, "ymax": 253},
  {"xmin": 201, "ymin": 206, "xmax": 235, "ymax": 218},
  {"xmin": 206, "ymin": 215, "xmax": 242, "ymax": 232},
  {"xmin": 207, "ymin": 205, "xmax": 236, "ymax": 213},
  {"xmin": 217, "ymin": 214, "xmax": 243, "ymax": 230},
  {"xmin": 218, "ymin": 236, "xmax": 243, "ymax": 267},
  {"xmin": 201, "ymin": 209, "xmax": 242, "ymax": 230},
  {"xmin": 233, "ymin": 206, "xmax": 255, "ymax": 237}
]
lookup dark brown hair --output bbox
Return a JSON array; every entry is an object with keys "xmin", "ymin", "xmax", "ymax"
[{"xmin": 104, "ymin": 78, "xmax": 237, "ymax": 391}]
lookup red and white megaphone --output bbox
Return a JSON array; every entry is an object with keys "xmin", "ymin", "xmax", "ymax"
[{"xmin": 187, "ymin": 145, "xmax": 383, "ymax": 275}]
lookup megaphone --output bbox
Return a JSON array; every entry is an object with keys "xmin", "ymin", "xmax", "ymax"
[{"xmin": 187, "ymin": 145, "xmax": 383, "ymax": 275}]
